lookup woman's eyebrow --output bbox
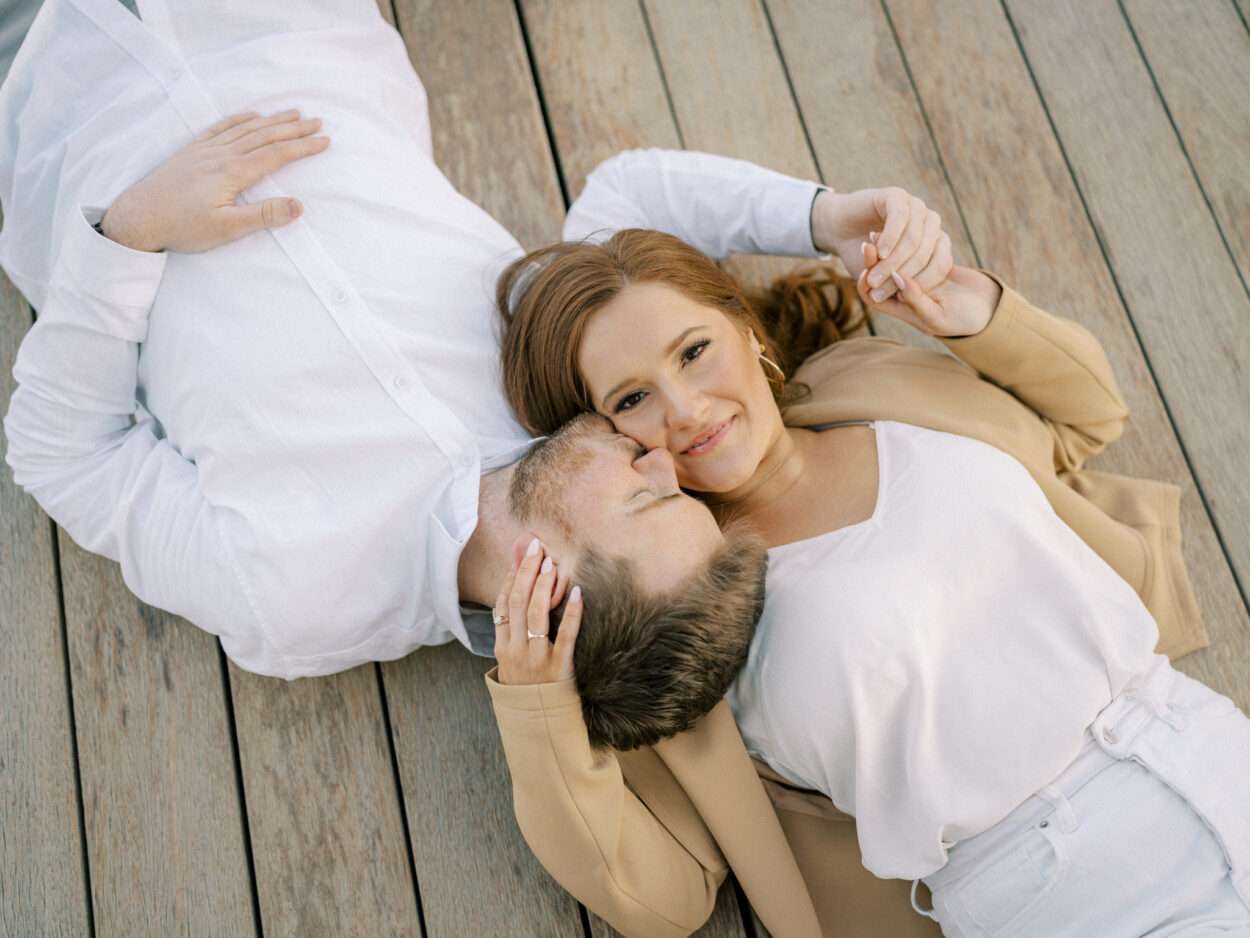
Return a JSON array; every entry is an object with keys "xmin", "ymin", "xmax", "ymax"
[{"xmin": 599, "ymin": 326, "xmax": 704, "ymax": 406}]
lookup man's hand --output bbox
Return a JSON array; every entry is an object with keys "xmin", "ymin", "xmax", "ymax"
[
  {"xmin": 857, "ymin": 236, "xmax": 1001, "ymax": 338},
  {"xmin": 100, "ymin": 110, "xmax": 331, "ymax": 253},
  {"xmin": 812, "ymin": 186, "xmax": 952, "ymax": 302},
  {"xmin": 494, "ymin": 538, "xmax": 583, "ymax": 686}
]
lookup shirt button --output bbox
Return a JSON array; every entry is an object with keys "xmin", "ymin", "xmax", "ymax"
[
  {"xmin": 392, "ymin": 376, "xmax": 407, "ymax": 391},
  {"xmin": 331, "ymin": 286, "xmax": 349, "ymax": 305},
  {"xmin": 1101, "ymin": 727, "xmax": 1117, "ymax": 744}
]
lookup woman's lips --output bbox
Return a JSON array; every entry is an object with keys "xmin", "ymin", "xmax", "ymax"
[{"xmin": 683, "ymin": 416, "xmax": 735, "ymax": 456}]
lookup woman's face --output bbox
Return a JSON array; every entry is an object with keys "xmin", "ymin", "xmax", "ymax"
[{"xmin": 578, "ymin": 281, "xmax": 783, "ymax": 493}]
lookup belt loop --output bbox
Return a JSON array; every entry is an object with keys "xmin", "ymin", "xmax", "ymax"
[
  {"xmin": 1037, "ymin": 785, "xmax": 1080, "ymax": 833},
  {"xmin": 911, "ymin": 879, "xmax": 940, "ymax": 922}
]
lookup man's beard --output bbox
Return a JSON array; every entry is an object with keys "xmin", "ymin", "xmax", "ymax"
[{"xmin": 508, "ymin": 413, "xmax": 608, "ymax": 539}]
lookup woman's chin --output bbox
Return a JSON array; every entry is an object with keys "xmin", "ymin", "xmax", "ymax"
[{"xmin": 678, "ymin": 461, "xmax": 752, "ymax": 496}]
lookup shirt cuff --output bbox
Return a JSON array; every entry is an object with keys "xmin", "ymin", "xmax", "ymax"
[
  {"xmin": 766, "ymin": 176, "xmax": 832, "ymax": 259},
  {"xmin": 48, "ymin": 206, "xmax": 168, "ymax": 343},
  {"xmin": 484, "ymin": 665, "xmax": 582, "ymax": 712}
]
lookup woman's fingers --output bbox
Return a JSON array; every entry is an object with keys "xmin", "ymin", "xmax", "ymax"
[
  {"xmin": 491, "ymin": 565, "xmax": 518, "ymax": 657},
  {"xmin": 857, "ymin": 267, "xmax": 920, "ymax": 329},
  {"xmin": 508, "ymin": 537, "xmax": 545, "ymax": 651},
  {"xmin": 552, "ymin": 586, "xmax": 584, "ymax": 679},
  {"xmin": 526, "ymin": 556, "xmax": 558, "ymax": 663},
  {"xmin": 890, "ymin": 270, "xmax": 945, "ymax": 326}
]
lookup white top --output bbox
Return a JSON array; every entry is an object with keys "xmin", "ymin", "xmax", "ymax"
[
  {"xmin": 727, "ymin": 420, "xmax": 1160, "ymax": 880},
  {"xmin": 0, "ymin": 0, "xmax": 824, "ymax": 678}
]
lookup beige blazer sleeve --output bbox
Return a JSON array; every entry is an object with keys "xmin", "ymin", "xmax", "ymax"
[
  {"xmin": 485, "ymin": 667, "xmax": 726, "ymax": 938},
  {"xmin": 940, "ymin": 272, "xmax": 1130, "ymax": 472}
]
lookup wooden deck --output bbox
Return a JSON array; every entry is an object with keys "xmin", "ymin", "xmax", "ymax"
[{"xmin": 4, "ymin": 1, "xmax": 1249, "ymax": 935}]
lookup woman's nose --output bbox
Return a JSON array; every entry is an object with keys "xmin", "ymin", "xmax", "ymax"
[{"xmin": 663, "ymin": 383, "xmax": 707, "ymax": 431}]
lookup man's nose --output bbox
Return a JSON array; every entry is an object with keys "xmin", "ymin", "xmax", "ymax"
[{"xmin": 634, "ymin": 446, "xmax": 678, "ymax": 488}]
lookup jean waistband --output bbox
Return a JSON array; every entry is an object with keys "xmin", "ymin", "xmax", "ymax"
[{"xmin": 923, "ymin": 658, "xmax": 1178, "ymax": 895}]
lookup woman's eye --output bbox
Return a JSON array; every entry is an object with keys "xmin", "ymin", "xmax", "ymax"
[
  {"xmin": 681, "ymin": 339, "xmax": 710, "ymax": 365},
  {"xmin": 615, "ymin": 391, "xmax": 645, "ymax": 413}
]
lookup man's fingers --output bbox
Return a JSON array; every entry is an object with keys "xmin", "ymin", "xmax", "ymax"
[
  {"xmin": 896, "ymin": 211, "xmax": 941, "ymax": 281},
  {"xmin": 553, "ymin": 586, "xmax": 583, "ymax": 674},
  {"xmin": 875, "ymin": 189, "xmax": 909, "ymax": 261},
  {"xmin": 195, "ymin": 111, "xmax": 260, "ymax": 143},
  {"xmin": 214, "ymin": 109, "xmax": 302, "ymax": 146},
  {"xmin": 234, "ymin": 117, "xmax": 323, "ymax": 155},
  {"xmin": 243, "ymin": 135, "xmax": 331, "ymax": 182},
  {"xmin": 858, "ymin": 268, "xmax": 922, "ymax": 330},
  {"xmin": 221, "ymin": 198, "xmax": 303, "ymax": 242},
  {"xmin": 914, "ymin": 232, "xmax": 953, "ymax": 293}
]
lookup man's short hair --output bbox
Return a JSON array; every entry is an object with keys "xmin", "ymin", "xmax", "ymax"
[{"xmin": 563, "ymin": 523, "xmax": 768, "ymax": 751}]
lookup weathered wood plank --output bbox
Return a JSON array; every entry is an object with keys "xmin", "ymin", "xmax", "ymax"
[
  {"xmin": 998, "ymin": 0, "xmax": 1250, "ymax": 706},
  {"xmin": 382, "ymin": 2, "xmax": 584, "ymax": 935},
  {"xmin": 229, "ymin": 664, "xmax": 420, "ymax": 937},
  {"xmin": 382, "ymin": 646, "xmax": 584, "ymax": 937},
  {"xmin": 520, "ymin": 0, "xmax": 681, "ymax": 198},
  {"xmin": 1122, "ymin": 0, "xmax": 1250, "ymax": 290},
  {"xmin": 57, "ymin": 544, "xmax": 255, "ymax": 934},
  {"xmin": 642, "ymin": 0, "xmax": 816, "ymax": 293},
  {"xmin": 396, "ymin": 0, "xmax": 564, "ymax": 249},
  {"xmin": 0, "ymin": 264, "xmax": 91, "ymax": 938},
  {"xmin": 217, "ymin": 7, "xmax": 436, "ymax": 937}
]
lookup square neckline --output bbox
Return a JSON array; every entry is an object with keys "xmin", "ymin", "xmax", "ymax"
[{"xmin": 767, "ymin": 420, "xmax": 889, "ymax": 557}]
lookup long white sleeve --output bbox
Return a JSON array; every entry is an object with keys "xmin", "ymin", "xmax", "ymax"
[
  {"xmin": 563, "ymin": 149, "xmax": 827, "ymax": 261},
  {"xmin": 4, "ymin": 206, "xmax": 270, "ymax": 667}
]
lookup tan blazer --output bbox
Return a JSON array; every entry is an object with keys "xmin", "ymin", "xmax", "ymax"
[{"xmin": 484, "ymin": 275, "xmax": 1209, "ymax": 938}]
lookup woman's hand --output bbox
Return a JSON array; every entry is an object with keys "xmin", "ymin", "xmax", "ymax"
[
  {"xmin": 100, "ymin": 110, "xmax": 331, "ymax": 253},
  {"xmin": 812, "ymin": 187, "xmax": 952, "ymax": 302},
  {"xmin": 494, "ymin": 538, "xmax": 583, "ymax": 686},
  {"xmin": 858, "ymin": 236, "xmax": 1001, "ymax": 338}
]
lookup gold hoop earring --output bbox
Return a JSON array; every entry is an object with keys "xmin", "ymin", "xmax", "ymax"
[
  {"xmin": 758, "ymin": 353, "xmax": 786, "ymax": 382},
  {"xmin": 753, "ymin": 332, "xmax": 786, "ymax": 382}
]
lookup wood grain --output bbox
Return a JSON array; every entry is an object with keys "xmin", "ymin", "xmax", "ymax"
[
  {"xmin": 382, "ymin": 2, "xmax": 587, "ymax": 935},
  {"xmin": 57, "ymin": 543, "xmax": 255, "ymax": 934},
  {"xmin": 382, "ymin": 645, "xmax": 584, "ymax": 937},
  {"xmin": 230, "ymin": 664, "xmax": 420, "ymax": 937},
  {"xmin": 1000, "ymin": 0, "xmax": 1250, "ymax": 705},
  {"xmin": 520, "ymin": 0, "xmax": 681, "ymax": 197},
  {"xmin": 643, "ymin": 0, "xmax": 816, "ymax": 293},
  {"xmin": 393, "ymin": 0, "xmax": 564, "ymax": 250},
  {"xmin": 1122, "ymin": 0, "xmax": 1250, "ymax": 289},
  {"xmin": 0, "ymin": 265, "xmax": 91, "ymax": 938}
]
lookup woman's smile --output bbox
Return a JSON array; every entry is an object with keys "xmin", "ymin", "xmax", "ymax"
[{"xmin": 682, "ymin": 415, "xmax": 736, "ymax": 456}]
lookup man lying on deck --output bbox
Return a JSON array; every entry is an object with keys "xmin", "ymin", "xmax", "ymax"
[{"xmin": 2, "ymin": 2, "xmax": 950, "ymax": 934}]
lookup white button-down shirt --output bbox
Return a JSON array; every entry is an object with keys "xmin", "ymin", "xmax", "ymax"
[{"xmin": 2, "ymin": 0, "xmax": 823, "ymax": 678}]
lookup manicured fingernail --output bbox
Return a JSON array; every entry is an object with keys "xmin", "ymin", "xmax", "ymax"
[
  {"xmin": 871, "ymin": 287, "xmax": 887, "ymax": 302},
  {"xmin": 868, "ymin": 269, "xmax": 884, "ymax": 288},
  {"xmin": 891, "ymin": 272, "xmax": 906, "ymax": 290},
  {"xmin": 570, "ymin": 586, "xmax": 582, "ymax": 604},
  {"xmin": 861, "ymin": 243, "xmax": 870, "ymax": 261},
  {"xmin": 869, "ymin": 231, "xmax": 879, "ymax": 244},
  {"xmin": 879, "ymin": 243, "xmax": 891, "ymax": 260},
  {"xmin": 288, "ymin": 200, "xmax": 302, "ymax": 218},
  {"xmin": 526, "ymin": 537, "xmax": 541, "ymax": 556},
  {"xmin": 541, "ymin": 557, "xmax": 553, "ymax": 575}
]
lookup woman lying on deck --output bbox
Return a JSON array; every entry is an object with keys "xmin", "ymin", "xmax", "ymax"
[{"xmin": 484, "ymin": 203, "xmax": 1250, "ymax": 936}]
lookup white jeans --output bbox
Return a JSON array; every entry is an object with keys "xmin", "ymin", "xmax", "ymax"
[{"xmin": 914, "ymin": 656, "xmax": 1250, "ymax": 937}]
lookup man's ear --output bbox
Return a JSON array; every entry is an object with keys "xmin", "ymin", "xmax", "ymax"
[{"xmin": 510, "ymin": 531, "xmax": 539, "ymax": 570}]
